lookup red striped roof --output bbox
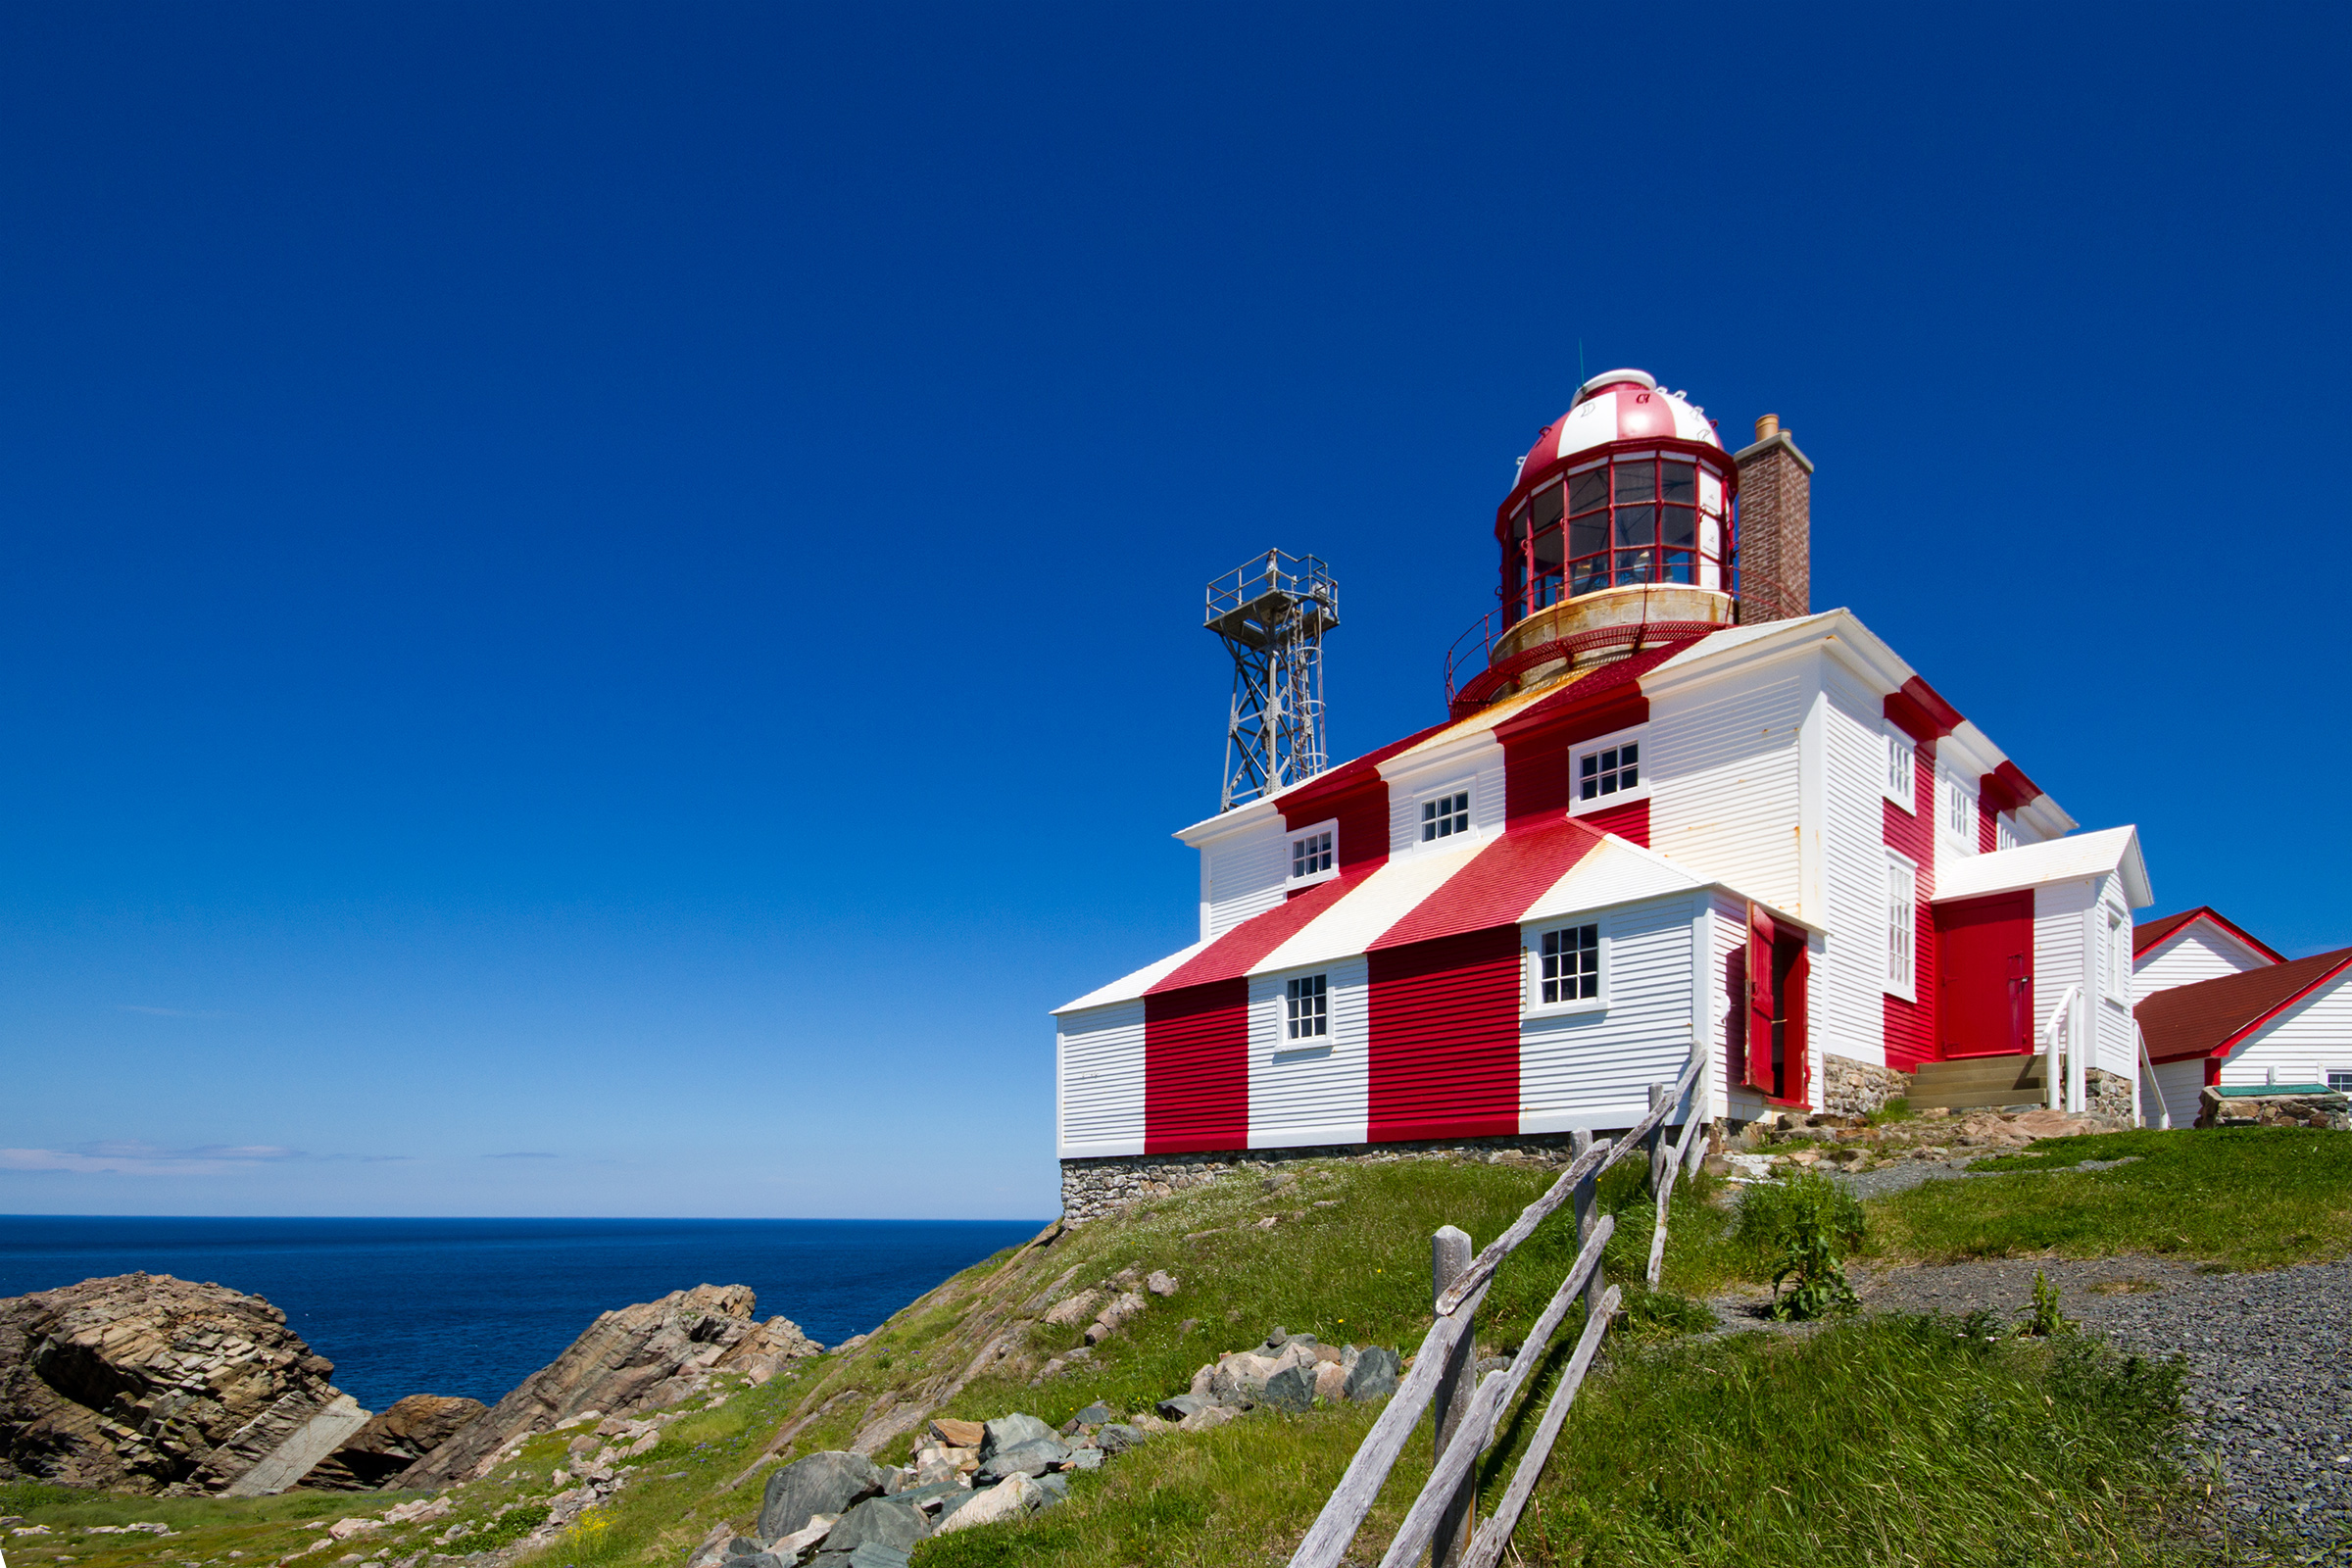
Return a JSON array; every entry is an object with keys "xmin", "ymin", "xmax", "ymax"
[
  {"xmin": 1146, "ymin": 870, "xmax": 1368, "ymax": 994},
  {"xmin": 1371, "ymin": 815, "xmax": 1609, "ymax": 951}
]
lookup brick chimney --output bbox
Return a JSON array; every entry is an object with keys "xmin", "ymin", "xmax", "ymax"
[{"xmin": 1733, "ymin": 413, "xmax": 1813, "ymax": 623}]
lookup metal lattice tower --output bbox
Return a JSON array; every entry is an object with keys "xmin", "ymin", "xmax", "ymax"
[{"xmin": 1204, "ymin": 549, "xmax": 1340, "ymax": 810}]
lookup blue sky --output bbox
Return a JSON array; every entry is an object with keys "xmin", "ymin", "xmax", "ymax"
[{"xmin": 4, "ymin": 3, "xmax": 2345, "ymax": 1219}]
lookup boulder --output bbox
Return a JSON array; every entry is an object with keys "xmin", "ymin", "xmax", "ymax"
[
  {"xmin": 714, "ymin": 1316, "xmax": 825, "ymax": 1385},
  {"xmin": 0, "ymin": 1272, "xmax": 366, "ymax": 1495},
  {"xmin": 975, "ymin": 1437, "xmax": 1069, "ymax": 1484},
  {"xmin": 977, "ymin": 1413, "xmax": 1055, "ymax": 1458},
  {"xmin": 927, "ymin": 1417, "xmax": 984, "ymax": 1449},
  {"xmin": 1343, "ymin": 1348, "xmax": 1401, "ymax": 1402},
  {"xmin": 1040, "ymin": 1291, "xmax": 1102, "ymax": 1329},
  {"xmin": 1145, "ymin": 1271, "xmax": 1180, "ymax": 1298},
  {"xmin": 298, "ymin": 1395, "xmax": 488, "ymax": 1490},
  {"xmin": 1034, "ymin": 1471, "xmax": 1071, "ymax": 1503},
  {"xmin": 931, "ymin": 1472, "xmax": 1039, "ymax": 1536},
  {"xmin": 1260, "ymin": 1365, "xmax": 1315, "ymax": 1412},
  {"xmin": 1313, "ymin": 1360, "xmax": 1348, "ymax": 1403},
  {"xmin": 1154, "ymin": 1394, "xmax": 1205, "ymax": 1420},
  {"xmin": 823, "ymin": 1496, "xmax": 927, "ymax": 1555},
  {"xmin": 1095, "ymin": 1422, "xmax": 1146, "ymax": 1454},
  {"xmin": 1066, "ymin": 1446, "xmax": 1103, "ymax": 1470},
  {"xmin": 1071, "ymin": 1401, "xmax": 1115, "ymax": 1426},
  {"xmin": 399, "ymin": 1284, "xmax": 773, "ymax": 1487},
  {"xmin": 756, "ymin": 1451, "xmax": 886, "ymax": 1539},
  {"xmin": 770, "ymin": 1514, "xmax": 839, "ymax": 1558}
]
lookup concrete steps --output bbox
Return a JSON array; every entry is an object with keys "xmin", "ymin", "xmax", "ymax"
[{"xmin": 1908, "ymin": 1054, "xmax": 2047, "ymax": 1111}]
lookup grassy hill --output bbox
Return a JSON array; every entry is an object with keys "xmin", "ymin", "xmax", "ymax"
[{"xmin": 13, "ymin": 1126, "xmax": 2348, "ymax": 1568}]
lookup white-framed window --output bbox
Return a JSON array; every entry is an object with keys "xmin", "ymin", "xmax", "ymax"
[
  {"xmin": 1286, "ymin": 819, "xmax": 1337, "ymax": 887},
  {"xmin": 1995, "ymin": 814, "xmax": 2018, "ymax": 853},
  {"xmin": 1884, "ymin": 731, "xmax": 1915, "ymax": 808},
  {"xmin": 1286, "ymin": 974, "xmax": 1328, "ymax": 1040},
  {"xmin": 2328, "ymin": 1069, "xmax": 2352, "ymax": 1095},
  {"xmin": 1569, "ymin": 726, "xmax": 1651, "ymax": 815},
  {"xmin": 1420, "ymin": 788, "xmax": 1471, "ymax": 843},
  {"xmin": 1886, "ymin": 852, "xmax": 1918, "ymax": 1000},
  {"xmin": 1525, "ymin": 919, "xmax": 1606, "ymax": 1013},
  {"xmin": 2104, "ymin": 907, "xmax": 2130, "ymax": 1001},
  {"xmin": 1941, "ymin": 770, "xmax": 1977, "ymax": 848}
]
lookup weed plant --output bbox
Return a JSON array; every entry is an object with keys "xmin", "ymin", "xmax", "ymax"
[{"xmin": 1736, "ymin": 1169, "xmax": 1865, "ymax": 1319}]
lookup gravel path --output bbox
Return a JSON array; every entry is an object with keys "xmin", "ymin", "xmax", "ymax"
[{"xmin": 1853, "ymin": 1254, "xmax": 2352, "ymax": 1555}]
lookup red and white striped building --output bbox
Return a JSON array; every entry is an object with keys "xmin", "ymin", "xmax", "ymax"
[{"xmin": 1055, "ymin": 371, "xmax": 2155, "ymax": 1194}]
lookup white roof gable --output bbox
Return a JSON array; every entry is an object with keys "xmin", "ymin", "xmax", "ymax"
[{"xmin": 1931, "ymin": 824, "xmax": 2153, "ymax": 907}]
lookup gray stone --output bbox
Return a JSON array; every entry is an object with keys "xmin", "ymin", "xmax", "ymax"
[
  {"xmin": 1261, "ymin": 1365, "xmax": 1315, "ymax": 1412},
  {"xmin": 1344, "ymin": 1348, "xmax": 1401, "ymax": 1402},
  {"xmin": 1033, "ymin": 1472, "xmax": 1070, "ymax": 1505},
  {"xmin": 824, "ymin": 1497, "xmax": 926, "ymax": 1555},
  {"xmin": 892, "ymin": 1480, "xmax": 963, "ymax": 1512},
  {"xmin": 974, "ymin": 1437, "xmax": 1069, "ymax": 1485},
  {"xmin": 723, "ymin": 1539, "xmax": 763, "ymax": 1558},
  {"xmin": 976, "ymin": 1412, "xmax": 1055, "ymax": 1459},
  {"xmin": 1153, "ymin": 1395, "xmax": 1205, "ymax": 1420},
  {"xmin": 1066, "ymin": 1446, "xmax": 1103, "ymax": 1471},
  {"xmin": 806, "ymin": 1548, "xmax": 910, "ymax": 1568},
  {"xmin": 1095, "ymin": 1422, "xmax": 1145, "ymax": 1454},
  {"xmin": 735, "ymin": 1555, "xmax": 787, "ymax": 1568},
  {"xmin": 757, "ymin": 1451, "xmax": 886, "ymax": 1539},
  {"xmin": 1072, "ymin": 1401, "xmax": 1115, "ymax": 1426}
]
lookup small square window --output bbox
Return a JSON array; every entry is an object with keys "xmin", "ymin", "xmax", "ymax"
[
  {"xmin": 1579, "ymin": 743, "xmax": 1639, "ymax": 801},
  {"xmin": 2328, "ymin": 1070, "xmax": 2352, "ymax": 1094},
  {"xmin": 1286, "ymin": 974, "xmax": 1328, "ymax": 1040},
  {"xmin": 1291, "ymin": 830, "xmax": 1333, "ymax": 879},
  {"xmin": 1421, "ymin": 791, "xmax": 1470, "ymax": 841},
  {"xmin": 1540, "ymin": 924, "xmax": 1599, "ymax": 1005}
]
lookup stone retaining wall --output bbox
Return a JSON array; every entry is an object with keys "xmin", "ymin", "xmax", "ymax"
[
  {"xmin": 1820, "ymin": 1054, "xmax": 1911, "ymax": 1119},
  {"xmin": 1061, "ymin": 1133, "xmax": 1617, "ymax": 1223}
]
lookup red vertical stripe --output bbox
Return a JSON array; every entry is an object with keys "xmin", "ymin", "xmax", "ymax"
[
  {"xmin": 1882, "ymin": 738, "xmax": 1937, "ymax": 1070},
  {"xmin": 1144, "ymin": 980, "xmax": 1249, "ymax": 1153},
  {"xmin": 1976, "ymin": 785, "xmax": 1999, "ymax": 855},
  {"xmin": 1367, "ymin": 928, "xmax": 1521, "ymax": 1142}
]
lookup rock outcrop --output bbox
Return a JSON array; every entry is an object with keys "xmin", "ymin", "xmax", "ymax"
[
  {"xmin": 399, "ymin": 1285, "xmax": 820, "ymax": 1488},
  {"xmin": 295, "ymin": 1394, "xmax": 488, "ymax": 1490},
  {"xmin": 0, "ymin": 1273, "xmax": 365, "ymax": 1495}
]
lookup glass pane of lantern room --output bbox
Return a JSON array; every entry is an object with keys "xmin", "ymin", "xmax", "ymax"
[
  {"xmin": 1615, "ymin": 505, "xmax": 1654, "ymax": 547},
  {"xmin": 1613, "ymin": 459, "xmax": 1654, "ymax": 503},
  {"xmin": 1615, "ymin": 549, "xmax": 1653, "ymax": 585},
  {"xmin": 1570, "ymin": 558, "xmax": 1606, "ymax": 596},
  {"xmin": 1661, "ymin": 506, "xmax": 1695, "ymax": 550},
  {"xmin": 1569, "ymin": 468, "xmax": 1608, "ymax": 514},
  {"xmin": 1531, "ymin": 483, "xmax": 1564, "ymax": 530},
  {"xmin": 1571, "ymin": 514, "xmax": 1606, "ymax": 561},
  {"xmin": 1661, "ymin": 462, "xmax": 1696, "ymax": 505}
]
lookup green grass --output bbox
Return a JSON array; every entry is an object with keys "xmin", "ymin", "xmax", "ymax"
[{"xmin": 1867, "ymin": 1126, "xmax": 2352, "ymax": 1269}]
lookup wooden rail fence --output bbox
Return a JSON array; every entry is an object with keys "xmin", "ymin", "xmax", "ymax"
[{"xmin": 1286, "ymin": 1053, "xmax": 1708, "ymax": 1568}]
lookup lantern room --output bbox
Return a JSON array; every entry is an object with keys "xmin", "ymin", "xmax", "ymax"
[{"xmin": 1496, "ymin": 369, "xmax": 1738, "ymax": 633}]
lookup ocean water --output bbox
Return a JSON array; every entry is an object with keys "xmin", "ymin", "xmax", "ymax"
[{"xmin": 0, "ymin": 1215, "xmax": 1045, "ymax": 1411}]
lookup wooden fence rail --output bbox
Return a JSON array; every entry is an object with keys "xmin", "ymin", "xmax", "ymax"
[{"xmin": 1286, "ymin": 1052, "xmax": 1707, "ymax": 1568}]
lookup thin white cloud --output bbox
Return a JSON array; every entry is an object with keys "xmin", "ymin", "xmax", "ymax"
[
  {"xmin": 484, "ymin": 1152, "xmax": 560, "ymax": 1159},
  {"xmin": 0, "ymin": 1142, "xmax": 408, "ymax": 1175},
  {"xmin": 118, "ymin": 1005, "xmax": 230, "ymax": 1019}
]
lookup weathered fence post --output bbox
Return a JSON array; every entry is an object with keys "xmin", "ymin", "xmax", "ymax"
[
  {"xmin": 1645, "ymin": 1082, "xmax": 1668, "ymax": 1196},
  {"xmin": 1569, "ymin": 1129, "xmax": 1599, "ymax": 1320},
  {"xmin": 1431, "ymin": 1226, "xmax": 1476, "ymax": 1568}
]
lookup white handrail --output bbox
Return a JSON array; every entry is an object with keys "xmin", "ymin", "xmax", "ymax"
[
  {"xmin": 2136, "ymin": 1020, "xmax": 2170, "ymax": 1130},
  {"xmin": 2041, "ymin": 984, "xmax": 2082, "ymax": 1112}
]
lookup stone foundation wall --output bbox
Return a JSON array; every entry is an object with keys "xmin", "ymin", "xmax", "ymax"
[
  {"xmin": 1820, "ymin": 1054, "xmax": 1911, "ymax": 1119},
  {"xmin": 1062, "ymin": 1132, "xmax": 1633, "ymax": 1224},
  {"xmin": 2197, "ymin": 1088, "xmax": 2352, "ymax": 1131},
  {"xmin": 2083, "ymin": 1066, "xmax": 2136, "ymax": 1128}
]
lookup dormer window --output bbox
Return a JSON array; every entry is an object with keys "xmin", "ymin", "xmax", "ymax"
[
  {"xmin": 1285, "ymin": 818, "xmax": 1339, "ymax": 888},
  {"xmin": 1942, "ymin": 771, "xmax": 1977, "ymax": 848},
  {"xmin": 1421, "ymin": 791, "xmax": 1470, "ymax": 842},
  {"xmin": 1885, "ymin": 732, "xmax": 1915, "ymax": 808},
  {"xmin": 1580, "ymin": 742, "xmax": 1638, "ymax": 801}
]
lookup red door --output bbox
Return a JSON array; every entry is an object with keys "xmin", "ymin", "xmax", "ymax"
[
  {"xmin": 1743, "ymin": 903, "xmax": 1777, "ymax": 1094},
  {"xmin": 1935, "ymin": 892, "xmax": 2034, "ymax": 1057},
  {"xmin": 1742, "ymin": 903, "xmax": 1812, "ymax": 1104}
]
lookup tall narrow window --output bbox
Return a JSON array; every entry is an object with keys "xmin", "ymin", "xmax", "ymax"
[
  {"xmin": 1943, "ymin": 773, "xmax": 1975, "ymax": 843},
  {"xmin": 1421, "ymin": 791, "xmax": 1470, "ymax": 841},
  {"xmin": 1291, "ymin": 830, "xmax": 1333, "ymax": 879},
  {"xmin": 1886, "ymin": 855, "xmax": 1917, "ymax": 996},
  {"xmin": 1540, "ymin": 924, "xmax": 1600, "ymax": 1004},
  {"xmin": 2105, "ymin": 909, "xmax": 2130, "ymax": 1000},
  {"xmin": 1885, "ymin": 732, "xmax": 1914, "ymax": 807},
  {"xmin": 1286, "ymin": 974, "xmax": 1328, "ymax": 1040},
  {"xmin": 1996, "ymin": 815, "xmax": 2018, "ymax": 853}
]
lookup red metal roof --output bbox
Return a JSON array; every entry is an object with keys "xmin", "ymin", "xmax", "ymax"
[
  {"xmin": 2135, "ymin": 946, "xmax": 2352, "ymax": 1062},
  {"xmin": 2132, "ymin": 906, "xmax": 2286, "ymax": 963},
  {"xmin": 1370, "ymin": 815, "xmax": 1609, "ymax": 952}
]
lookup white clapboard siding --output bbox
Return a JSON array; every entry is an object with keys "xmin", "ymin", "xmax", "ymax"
[
  {"xmin": 1248, "ymin": 956, "xmax": 1370, "ymax": 1149},
  {"xmin": 1646, "ymin": 654, "xmax": 1808, "ymax": 914},
  {"xmin": 1204, "ymin": 815, "xmax": 1289, "ymax": 940},
  {"xmin": 1819, "ymin": 662, "xmax": 1891, "ymax": 1068},
  {"xmin": 1519, "ymin": 896, "xmax": 1698, "ymax": 1133},
  {"xmin": 2034, "ymin": 877, "xmax": 2094, "ymax": 1053},
  {"xmin": 1383, "ymin": 741, "xmax": 1508, "ymax": 859},
  {"xmin": 1057, "ymin": 1001, "xmax": 1147, "ymax": 1158},
  {"xmin": 2094, "ymin": 884, "xmax": 2136, "ymax": 1078},
  {"xmin": 2218, "ymin": 967, "xmax": 2352, "ymax": 1087},
  {"xmin": 2138, "ymin": 925, "xmax": 2274, "ymax": 995},
  {"xmin": 1935, "ymin": 761, "xmax": 1981, "ymax": 883},
  {"xmin": 2152, "ymin": 1058, "xmax": 2206, "ymax": 1129}
]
